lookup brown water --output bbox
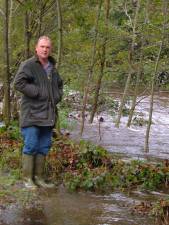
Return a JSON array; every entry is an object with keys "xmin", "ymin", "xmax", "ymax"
[
  {"xmin": 1, "ymin": 93, "xmax": 169, "ymax": 225},
  {"xmin": 43, "ymin": 187, "xmax": 157, "ymax": 225},
  {"xmin": 2, "ymin": 185, "xmax": 166, "ymax": 225},
  {"xmin": 69, "ymin": 93, "xmax": 169, "ymax": 161}
]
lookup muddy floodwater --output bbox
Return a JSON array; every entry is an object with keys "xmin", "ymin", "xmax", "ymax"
[
  {"xmin": 43, "ymin": 187, "xmax": 158, "ymax": 225},
  {"xmin": 1, "ymin": 93, "xmax": 169, "ymax": 225},
  {"xmin": 69, "ymin": 93, "xmax": 169, "ymax": 161},
  {"xmin": 1, "ymin": 185, "xmax": 167, "ymax": 225}
]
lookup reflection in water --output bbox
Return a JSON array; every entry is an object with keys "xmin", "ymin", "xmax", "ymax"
[
  {"xmin": 1, "ymin": 186, "xmax": 166, "ymax": 225},
  {"xmin": 43, "ymin": 186, "xmax": 155, "ymax": 225}
]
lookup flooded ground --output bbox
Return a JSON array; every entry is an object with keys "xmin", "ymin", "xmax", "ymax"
[
  {"xmin": 1, "ymin": 185, "xmax": 166, "ymax": 225},
  {"xmin": 69, "ymin": 93, "xmax": 169, "ymax": 161},
  {"xmin": 43, "ymin": 186, "xmax": 156, "ymax": 225},
  {"xmin": 1, "ymin": 93, "xmax": 169, "ymax": 225}
]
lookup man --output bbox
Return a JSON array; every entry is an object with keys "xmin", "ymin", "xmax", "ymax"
[{"xmin": 14, "ymin": 36, "xmax": 63, "ymax": 189}]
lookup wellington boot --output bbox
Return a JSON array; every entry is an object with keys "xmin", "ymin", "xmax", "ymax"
[
  {"xmin": 22, "ymin": 154, "xmax": 37, "ymax": 190},
  {"xmin": 34, "ymin": 154, "xmax": 55, "ymax": 188}
]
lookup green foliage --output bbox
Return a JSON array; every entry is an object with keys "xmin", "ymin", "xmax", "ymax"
[
  {"xmin": 0, "ymin": 126, "xmax": 6, "ymax": 134},
  {"xmin": 7, "ymin": 121, "xmax": 21, "ymax": 140},
  {"xmin": 0, "ymin": 147, "xmax": 21, "ymax": 171},
  {"xmin": 58, "ymin": 104, "xmax": 77, "ymax": 131},
  {"xmin": 0, "ymin": 120, "xmax": 21, "ymax": 140},
  {"xmin": 0, "ymin": 121, "xmax": 22, "ymax": 171},
  {"xmin": 78, "ymin": 140, "xmax": 108, "ymax": 167},
  {"xmin": 64, "ymin": 167, "xmax": 112, "ymax": 192},
  {"xmin": 1, "ymin": 122, "xmax": 169, "ymax": 194},
  {"xmin": 45, "ymin": 138, "xmax": 169, "ymax": 193},
  {"xmin": 58, "ymin": 107, "xmax": 70, "ymax": 129},
  {"xmin": 62, "ymin": 147, "xmax": 169, "ymax": 192}
]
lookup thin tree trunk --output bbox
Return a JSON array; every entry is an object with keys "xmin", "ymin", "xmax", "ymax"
[
  {"xmin": 54, "ymin": 0, "xmax": 63, "ymax": 135},
  {"xmin": 127, "ymin": 1, "xmax": 150, "ymax": 127},
  {"xmin": 144, "ymin": 0, "xmax": 168, "ymax": 152},
  {"xmin": 38, "ymin": 0, "xmax": 43, "ymax": 37},
  {"xmin": 127, "ymin": 36, "xmax": 144, "ymax": 127},
  {"xmin": 115, "ymin": 0, "xmax": 140, "ymax": 128},
  {"xmin": 9, "ymin": 0, "xmax": 18, "ymax": 120},
  {"xmin": 56, "ymin": 0, "xmax": 62, "ymax": 70},
  {"xmin": 80, "ymin": 0, "xmax": 103, "ymax": 136},
  {"xmin": 25, "ymin": 10, "xmax": 31, "ymax": 59},
  {"xmin": 145, "ymin": 0, "xmax": 150, "ymax": 24},
  {"xmin": 89, "ymin": 0, "xmax": 110, "ymax": 123},
  {"xmin": 3, "ymin": 0, "xmax": 11, "ymax": 126},
  {"xmin": 144, "ymin": 43, "xmax": 163, "ymax": 152},
  {"xmin": 89, "ymin": 50, "xmax": 105, "ymax": 124},
  {"xmin": 8, "ymin": 0, "xmax": 13, "ymax": 56}
]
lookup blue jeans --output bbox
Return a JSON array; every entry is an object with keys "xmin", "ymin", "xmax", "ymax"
[{"xmin": 21, "ymin": 126, "xmax": 53, "ymax": 155}]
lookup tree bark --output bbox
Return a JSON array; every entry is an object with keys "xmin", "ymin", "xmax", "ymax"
[
  {"xmin": 127, "ymin": 36, "xmax": 144, "ymax": 127},
  {"xmin": 115, "ymin": 0, "xmax": 140, "ymax": 128},
  {"xmin": 3, "ymin": 0, "xmax": 11, "ymax": 126},
  {"xmin": 24, "ymin": 10, "xmax": 31, "ymax": 59},
  {"xmin": 56, "ymin": 0, "xmax": 62, "ymax": 70},
  {"xmin": 8, "ymin": 0, "xmax": 13, "ymax": 57},
  {"xmin": 38, "ymin": 0, "xmax": 43, "ymax": 37},
  {"xmin": 80, "ymin": 0, "xmax": 103, "ymax": 136},
  {"xmin": 144, "ymin": 0, "xmax": 168, "ymax": 152},
  {"xmin": 89, "ymin": 0, "xmax": 110, "ymax": 123}
]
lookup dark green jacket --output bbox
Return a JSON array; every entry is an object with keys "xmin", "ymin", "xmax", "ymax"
[{"xmin": 14, "ymin": 56, "xmax": 63, "ymax": 128}]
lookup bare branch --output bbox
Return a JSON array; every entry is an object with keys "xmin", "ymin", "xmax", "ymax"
[
  {"xmin": 0, "ymin": 8, "xmax": 4, "ymax": 17},
  {"xmin": 124, "ymin": 1, "xmax": 133, "ymax": 29},
  {"xmin": 15, "ymin": 0, "xmax": 23, "ymax": 5}
]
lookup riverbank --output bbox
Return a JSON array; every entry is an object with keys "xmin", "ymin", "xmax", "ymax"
[{"xmin": 1, "ymin": 125, "xmax": 169, "ymax": 224}]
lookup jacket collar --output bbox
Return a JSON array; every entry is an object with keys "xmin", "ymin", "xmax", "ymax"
[{"xmin": 33, "ymin": 55, "xmax": 56, "ymax": 65}]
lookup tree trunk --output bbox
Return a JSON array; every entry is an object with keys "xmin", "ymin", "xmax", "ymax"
[
  {"xmin": 80, "ymin": 0, "xmax": 103, "ymax": 136},
  {"xmin": 24, "ymin": 10, "xmax": 31, "ymax": 59},
  {"xmin": 127, "ymin": 36, "xmax": 144, "ymax": 127},
  {"xmin": 144, "ymin": 0, "xmax": 168, "ymax": 152},
  {"xmin": 89, "ymin": 50, "xmax": 105, "ymax": 124},
  {"xmin": 89, "ymin": 0, "xmax": 110, "ymax": 123},
  {"xmin": 54, "ymin": 0, "xmax": 63, "ymax": 135},
  {"xmin": 8, "ymin": 0, "xmax": 13, "ymax": 57},
  {"xmin": 115, "ymin": 0, "xmax": 140, "ymax": 128},
  {"xmin": 3, "ymin": 0, "xmax": 11, "ymax": 126},
  {"xmin": 38, "ymin": 0, "xmax": 44, "ymax": 37},
  {"xmin": 144, "ymin": 43, "xmax": 163, "ymax": 152},
  {"xmin": 56, "ymin": 0, "xmax": 62, "ymax": 70}
]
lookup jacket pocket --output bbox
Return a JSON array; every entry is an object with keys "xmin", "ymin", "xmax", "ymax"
[{"xmin": 30, "ymin": 101, "xmax": 49, "ymax": 119}]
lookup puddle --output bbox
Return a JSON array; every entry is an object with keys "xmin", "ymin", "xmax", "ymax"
[{"xmin": 43, "ymin": 186, "xmax": 156, "ymax": 225}]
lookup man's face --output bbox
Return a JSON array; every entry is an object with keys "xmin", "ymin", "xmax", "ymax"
[{"xmin": 36, "ymin": 38, "xmax": 52, "ymax": 61}]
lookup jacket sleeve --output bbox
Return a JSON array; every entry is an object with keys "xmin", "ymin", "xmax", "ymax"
[
  {"xmin": 57, "ymin": 72, "xmax": 63, "ymax": 99},
  {"xmin": 14, "ymin": 62, "xmax": 39, "ymax": 98}
]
